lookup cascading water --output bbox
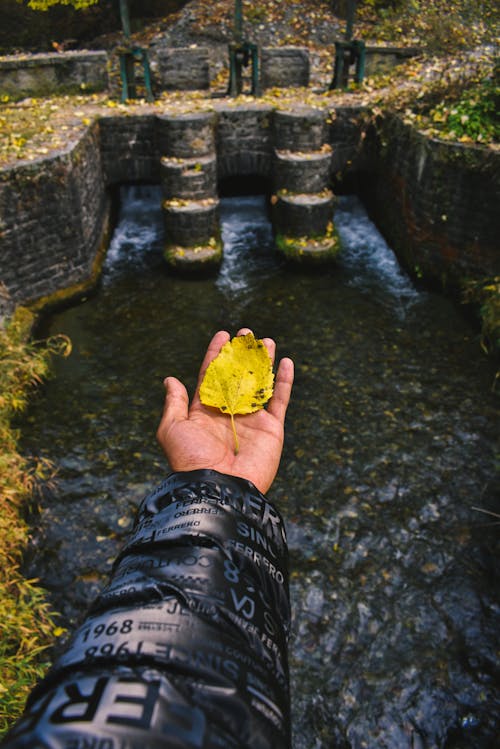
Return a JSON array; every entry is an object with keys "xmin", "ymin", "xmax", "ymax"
[
  {"xmin": 20, "ymin": 187, "xmax": 499, "ymax": 748},
  {"xmin": 335, "ymin": 195, "xmax": 422, "ymax": 315}
]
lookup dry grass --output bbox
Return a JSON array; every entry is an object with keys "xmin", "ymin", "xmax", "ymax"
[{"xmin": 0, "ymin": 308, "xmax": 70, "ymax": 734}]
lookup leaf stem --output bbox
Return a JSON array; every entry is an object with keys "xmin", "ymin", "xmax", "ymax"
[{"xmin": 230, "ymin": 413, "xmax": 239, "ymax": 455}]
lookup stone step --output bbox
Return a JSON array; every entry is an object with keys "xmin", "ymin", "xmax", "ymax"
[
  {"xmin": 273, "ymin": 190, "xmax": 336, "ymax": 237},
  {"xmin": 276, "ymin": 230, "xmax": 341, "ymax": 265},
  {"xmin": 164, "ymin": 238, "xmax": 222, "ymax": 273},
  {"xmin": 161, "ymin": 154, "xmax": 217, "ymax": 200},
  {"xmin": 273, "ymin": 108, "xmax": 327, "ymax": 152},
  {"xmin": 274, "ymin": 147, "xmax": 332, "ymax": 193},
  {"xmin": 163, "ymin": 198, "xmax": 219, "ymax": 247}
]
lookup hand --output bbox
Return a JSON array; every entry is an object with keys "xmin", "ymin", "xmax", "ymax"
[{"xmin": 156, "ymin": 329, "xmax": 294, "ymax": 494}]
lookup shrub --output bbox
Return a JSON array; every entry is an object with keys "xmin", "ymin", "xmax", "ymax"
[{"xmin": 426, "ymin": 76, "xmax": 499, "ymax": 144}]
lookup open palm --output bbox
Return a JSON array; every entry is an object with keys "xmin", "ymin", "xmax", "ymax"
[{"xmin": 157, "ymin": 329, "xmax": 294, "ymax": 494}]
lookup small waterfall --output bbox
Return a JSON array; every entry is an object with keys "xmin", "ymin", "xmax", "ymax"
[
  {"xmin": 103, "ymin": 188, "xmax": 421, "ymax": 320},
  {"xmin": 335, "ymin": 194, "xmax": 421, "ymax": 313},
  {"xmin": 103, "ymin": 186, "xmax": 163, "ymax": 281},
  {"xmin": 216, "ymin": 195, "xmax": 280, "ymax": 297}
]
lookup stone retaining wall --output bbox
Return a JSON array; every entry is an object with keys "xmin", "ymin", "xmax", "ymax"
[
  {"xmin": 364, "ymin": 46, "xmax": 420, "ymax": 76},
  {"xmin": 100, "ymin": 115, "xmax": 159, "ymax": 184},
  {"xmin": 0, "ymin": 124, "xmax": 109, "ymax": 305},
  {"xmin": 0, "ymin": 45, "xmax": 422, "ymax": 102},
  {"xmin": 216, "ymin": 104, "xmax": 274, "ymax": 179},
  {"xmin": 0, "ymin": 106, "xmax": 498, "ymax": 307},
  {"xmin": 0, "ymin": 51, "xmax": 108, "ymax": 99},
  {"xmin": 362, "ymin": 113, "xmax": 499, "ymax": 285},
  {"xmin": 260, "ymin": 47, "xmax": 310, "ymax": 90},
  {"xmin": 152, "ymin": 46, "xmax": 210, "ymax": 91}
]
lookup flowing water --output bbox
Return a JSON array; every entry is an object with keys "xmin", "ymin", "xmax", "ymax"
[{"xmin": 21, "ymin": 187, "xmax": 499, "ymax": 748}]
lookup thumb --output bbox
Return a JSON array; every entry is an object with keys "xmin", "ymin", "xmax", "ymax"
[{"xmin": 157, "ymin": 376, "xmax": 189, "ymax": 436}]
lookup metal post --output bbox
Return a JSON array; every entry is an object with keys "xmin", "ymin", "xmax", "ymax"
[
  {"xmin": 228, "ymin": 1, "xmax": 260, "ymax": 97},
  {"xmin": 353, "ymin": 40, "xmax": 366, "ymax": 84},
  {"xmin": 345, "ymin": 0, "xmax": 357, "ymax": 41},
  {"xmin": 119, "ymin": 0, "xmax": 131, "ymax": 39},
  {"xmin": 332, "ymin": 43, "xmax": 344, "ymax": 89},
  {"xmin": 251, "ymin": 45, "xmax": 259, "ymax": 95},
  {"xmin": 120, "ymin": 52, "xmax": 136, "ymax": 101},
  {"xmin": 234, "ymin": 0, "xmax": 243, "ymax": 43},
  {"xmin": 330, "ymin": 1, "xmax": 364, "ymax": 90}
]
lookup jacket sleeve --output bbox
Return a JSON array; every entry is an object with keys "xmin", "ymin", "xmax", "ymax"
[{"xmin": 2, "ymin": 469, "xmax": 291, "ymax": 749}]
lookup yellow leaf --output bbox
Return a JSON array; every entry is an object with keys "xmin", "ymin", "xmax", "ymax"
[{"xmin": 199, "ymin": 333, "xmax": 274, "ymax": 454}]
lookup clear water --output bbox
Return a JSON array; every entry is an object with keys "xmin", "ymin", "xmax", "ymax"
[{"xmin": 21, "ymin": 187, "xmax": 499, "ymax": 748}]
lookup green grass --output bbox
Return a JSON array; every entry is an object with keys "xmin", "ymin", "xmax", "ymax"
[{"xmin": 425, "ymin": 76, "xmax": 500, "ymax": 144}]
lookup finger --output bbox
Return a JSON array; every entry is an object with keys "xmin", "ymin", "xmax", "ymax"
[
  {"xmin": 157, "ymin": 376, "xmax": 189, "ymax": 436},
  {"xmin": 236, "ymin": 327, "xmax": 276, "ymax": 365},
  {"xmin": 267, "ymin": 357, "xmax": 294, "ymax": 423},
  {"xmin": 193, "ymin": 330, "xmax": 230, "ymax": 403},
  {"xmin": 261, "ymin": 336, "xmax": 276, "ymax": 365}
]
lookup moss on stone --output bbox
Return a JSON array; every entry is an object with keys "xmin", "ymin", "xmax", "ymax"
[
  {"xmin": 163, "ymin": 235, "xmax": 223, "ymax": 273},
  {"xmin": 276, "ymin": 222, "xmax": 341, "ymax": 264}
]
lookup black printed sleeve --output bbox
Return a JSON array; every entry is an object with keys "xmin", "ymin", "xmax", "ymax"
[{"xmin": 2, "ymin": 470, "xmax": 291, "ymax": 749}]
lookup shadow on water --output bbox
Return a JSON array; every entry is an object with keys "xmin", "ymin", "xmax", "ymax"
[{"xmin": 20, "ymin": 186, "xmax": 499, "ymax": 748}]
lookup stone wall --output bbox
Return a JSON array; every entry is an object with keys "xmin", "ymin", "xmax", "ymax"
[
  {"xmin": 152, "ymin": 46, "xmax": 210, "ymax": 92},
  {"xmin": 328, "ymin": 106, "xmax": 372, "ymax": 181},
  {"xmin": 0, "ymin": 124, "xmax": 109, "ymax": 305},
  {"xmin": 215, "ymin": 104, "xmax": 274, "ymax": 179},
  {"xmin": 99, "ymin": 115, "xmax": 159, "ymax": 184},
  {"xmin": 0, "ymin": 105, "xmax": 498, "ymax": 307},
  {"xmin": 0, "ymin": 51, "xmax": 108, "ymax": 99},
  {"xmin": 260, "ymin": 47, "xmax": 310, "ymax": 90},
  {"xmin": 364, "ymin": 46, "xmax": 420, "ymax": 76},
  {"xmin": 0, "ymin": 45, "xmax": 422, "ymax": 102},
  {"xmin": 362, "ymin": 113, "xmax": 500, "ymax": 285}
]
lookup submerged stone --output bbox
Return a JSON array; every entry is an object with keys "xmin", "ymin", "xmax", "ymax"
[
  {"xmin": 163, "ymin": 237, "xmax": 222, "ymax": 272},
  {"xmin": 276, "ymin": 226, "xmax": 341, "ymax": 264}
]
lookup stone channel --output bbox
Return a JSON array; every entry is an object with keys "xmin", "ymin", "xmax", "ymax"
[
  {"xmin": 18, "ymin": 188, "xmax": 500, "ymax": 749},
  {"xmin": 0, "ymin": 102, "xmax": 498, "ymax": 312}
]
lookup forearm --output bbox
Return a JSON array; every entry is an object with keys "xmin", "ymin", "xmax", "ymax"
[{"xmin": 2, "ymin": 470, "xmax": 290, "ymax": 749}]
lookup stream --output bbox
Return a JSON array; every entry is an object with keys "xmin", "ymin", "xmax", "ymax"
[{"xmin": 21, "ymin": 187, "xmax": 499, "ymax": 748}]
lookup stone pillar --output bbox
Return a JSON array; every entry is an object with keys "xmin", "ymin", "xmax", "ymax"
[
  {"xmin": 272, "ymin": 108, "xmax": 340, "ymax": 264},
  {"xmin": 157, "ymin": 112, "xmax": 221, "ymax": 271}
]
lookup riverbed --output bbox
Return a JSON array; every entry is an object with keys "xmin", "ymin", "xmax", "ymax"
[{"xmin": 21, "ymin": 187, "xmax": 499, "ymax": 748}]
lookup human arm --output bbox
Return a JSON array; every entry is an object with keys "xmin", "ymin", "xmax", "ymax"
[{"xmin": 1, "ymin": 331, "xmax": 294, "ymax": 749}]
